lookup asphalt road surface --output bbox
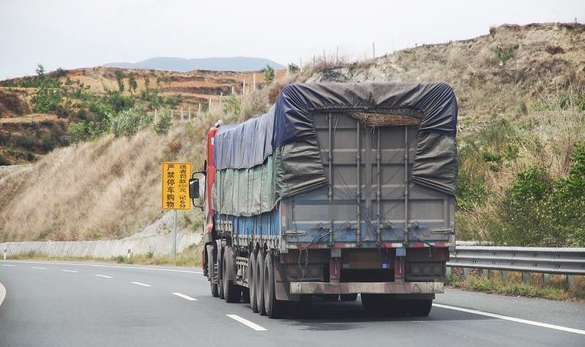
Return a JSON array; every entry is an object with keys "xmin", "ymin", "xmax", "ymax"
[{"xmin": 1, "ymin": 260, "xmax": 584, "ymax": 347}]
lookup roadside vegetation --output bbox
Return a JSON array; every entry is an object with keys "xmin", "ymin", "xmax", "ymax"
[
  {"xmin": 8, "ymin": 243, "xmax": 203, "ymax": 267},
  {"xmin": 445, "ymin": 270, "xmax": 585, "ymax": 302}
]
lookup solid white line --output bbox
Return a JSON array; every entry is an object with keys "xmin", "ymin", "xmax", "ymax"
[
  {"xmin": 95, "ymin": 274, "xmax": 113, "ymax": 279},
  {"xmin": 2, "ymin": 264, "xmax": 15, "ymax": 267},
  {"xmin": 31, "ymin": 267, "xmax": 46, "ymax": 270},
  {"xmin": 0, "ymin": 282, "xmax": 5, "ymax": 308},
  {"xmin": 62, "ymin": 270, "xmax": 78, "ymax": 273},
  {"xmin": 172, "ymin": 292, "xmax": 197, "ymax": 301},
  {"xmin": 132, "ymin": 281, "xmax": 152, "ymax": 287},
  {"xmin": 226, "ymin": 314, "xmax": 267, "ymax": 331},
  {"xmin": 433, "ymin": 303, "xmax": 585, "ymax": 336}
]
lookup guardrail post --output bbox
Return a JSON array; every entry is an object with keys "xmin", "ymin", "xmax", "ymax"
[
  {"xmin": 500, "ymin": 270, "xmax": 508, "ymax": 282},
  {"xmin": 542, "ymin": 273, "xmax": 550, "ymax": 284},
  {"xmin": 482, "ymin": 269, "xmax": 488, "ymax": 279},
  {"xmin": 521, "ymin": 272, "xmax": 530, "ymax": 283},
  {"xmin": 3, "ymin": 245, "xmax": 6, "ymax": 260},
  {"xmin": 566, "ymin": 275, "xmax": 575, "ymax": 287},
  {"xmin": 463, "ymin": 267, "xmax": 469, "ymax": 279},
  {"xmin": 445, "ymin": 266, "xmax": 452, "ymax": 276}
]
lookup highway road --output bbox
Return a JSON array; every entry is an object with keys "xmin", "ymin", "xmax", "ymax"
[{"xmin": 1, "ymin": 260, "xmax": 584, "ymax": 347}]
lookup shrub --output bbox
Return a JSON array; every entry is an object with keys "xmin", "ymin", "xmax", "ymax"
[
  {"xmin": 491, "ymin": 45, "xmax": 515, "ymax": 66},
  {"xmin": 153, "ymin": 109, "xmax": 172, "ymax": 135},
  {"xmin": 492, "ymin": 167, "xmax": 555, "ymax": 246},
  {"xmin": 110, "ymin": 105, "xmax": 152, "ymax": 138},
  {"xmin": 263, "ymin": 65, "xmax": 275, "ymax": 86}
]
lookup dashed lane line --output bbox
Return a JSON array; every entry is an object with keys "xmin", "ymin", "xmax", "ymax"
[
  {"xmin": 226, "ymin": 314, "xmax": 267, "ymax": 331},
  {"xmin": 132, "ymin": 281, "xmax": 152, "ymax": 287},
  {"xmin": 172, "ymin": 292, "xmax": 197, "ymax": 301},
  {"xmin": 433, "ymin": 303, "xmax": 585, "ymax": 336},
  {"xmin": 31, "ymin": 267, "xmax": 46, "ymax": 270},
  {"xmin": 95, "ymin": 274, "xmax": 113, "ymax": 279},
  {"xmin": 0, "ymin": 282, "xmax": 5, "ymax": 308},
  {"xmin": 2, "ymin": 264, "xmax": 15, "ymax": 267},
  {"xmin": 62, "ymin": 270, "xmax": 78, "ymax": 273}
]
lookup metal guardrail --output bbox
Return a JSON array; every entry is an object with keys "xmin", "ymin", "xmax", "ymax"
[{"xmin": 447, "ymin": 246, "xmax": 585, "ymax": 276}]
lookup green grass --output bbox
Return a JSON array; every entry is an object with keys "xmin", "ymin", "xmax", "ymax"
[
  {"xmin": 5, "ymin": 244, "xmax": 203, "ymax": 267},
  {"xmin": 446, "ymin": 270, "xmax": 585, "ymax": 302}
]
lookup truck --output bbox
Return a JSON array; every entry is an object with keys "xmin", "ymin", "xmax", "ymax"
[{"xmin": 189, "ymin": 82, "xmax": 458, "ymax": 318}]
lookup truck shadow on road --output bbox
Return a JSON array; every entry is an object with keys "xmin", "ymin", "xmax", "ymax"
[{"xmin": 277, "ymin": 300, "xmax": 489, "ymax": 331}]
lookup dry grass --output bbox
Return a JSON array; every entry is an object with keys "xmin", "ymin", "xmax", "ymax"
[{"xmin": 0, "ymin": 124, "xmax": 205, "ymax": 241}]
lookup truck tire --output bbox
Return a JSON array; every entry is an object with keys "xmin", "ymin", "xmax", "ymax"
[
  {"xmin": 405, "ymin": 299, "xmax": 432, "ymax": 317},
  {"xmin": 264, "ymin": 252, "xmax": 287, "ymax": 318},
  {"xmin": 255, "ymin": 250, "xmax": 266, "ymax": 315},
  {"xmin": 222, "ymin": 247, "xmax": 239, "ymax": 303},
  {"xmin": 249, "ymin": 252, "xmax": 259, "ymax": 313},
  {"xmin": 361, "ymin": 294, "xmax": 396, "ymax": 315},
  {"xmin": 218, "ymin": 250, "xmax": 225, "ymax": 300},
  {"xmin": 207, "ymin": 247, "xmax": 219, "ymax": 297},
  {"xmin": 340, "ymin": 293, "xmax": 358, "ymax": 302}
]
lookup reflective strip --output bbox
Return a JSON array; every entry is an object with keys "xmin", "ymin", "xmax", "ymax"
[{"xmin": 290, "ymin": 281, "xmax": 443, "ymax": 294}]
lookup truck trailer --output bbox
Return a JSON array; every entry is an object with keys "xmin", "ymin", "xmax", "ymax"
[{"xmin": 190, "ymin": 82, "xmax": 458, "ymax": 318}]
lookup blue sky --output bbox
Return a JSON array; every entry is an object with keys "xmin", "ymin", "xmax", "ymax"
[{"xmin": 0, "ymin": 0, "xmax": 583, "ymax": 79}]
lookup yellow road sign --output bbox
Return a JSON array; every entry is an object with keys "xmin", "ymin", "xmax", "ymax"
[{"xmin": 162, "ymin": 162, "xmax": 192, "ymax": 210}]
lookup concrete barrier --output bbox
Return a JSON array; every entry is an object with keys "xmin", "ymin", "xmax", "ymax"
[{"xmin": 1, "ymin": 231, "xmax": 202, "ymax": 259}]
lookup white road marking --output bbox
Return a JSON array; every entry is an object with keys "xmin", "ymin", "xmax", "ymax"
[
  {"xmin": 172, "ymin": 292, "xmax": 197, "ymax": 301},
  {"xmin": 433, "ymin": 303, "xmax": 585, "ymax": 336},
  {"xmin": 132, "ymin": 281, "xmax": 152, "ymax": 287},
  {"xmin": 62, "ymin": 270, "xmax": 78, "ymax": 273},
  {"xmin": 95, "ymin": 274, "xmax": 113, "ymax": 279},
  {"xmin": 0, "ymin": 282, "xmax": 6, "ymax": 308},
  {"xmin": 226, "ymin": 314, "xmax": 267, "ymax": 331},
  {"xmin": 31, "ymin": 267, "xmax": 46, "ymax": 270},
  {"xmin": 2, "ymin": 264, "xmax": 15, "ymax": 267}
]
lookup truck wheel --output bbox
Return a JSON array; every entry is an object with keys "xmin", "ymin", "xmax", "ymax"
[
  {"xmin": 340, "ymin": 293, "xmax": 358, "ymax": 302},
  {"xmin": 218, "ymin": 251, "xmax": 225, "ymax": 299},
  {"xmin": 405, "ymin": 299, "xmax": 433, "ymax": 317},
  {"xmin": 222, "ymin": 247, "xmax": 239, "ymax": 303},
  {"xmin": 255, "ymin": 250, "xmax": 266, "ymax": 315},
  {"xmin": 207, "ymin": 248, "xmax": 219, "ymax": 297},
  {"xmin": 264, "ymin": 252, "xmax": 287, "ymax": 318},
  {"xmin": 249, "ymin": 252, "xmax": 258, "ymax": 313},
  {"xmin": 361, "ymin": 294, "xmax": 395, "ymax": 315}
]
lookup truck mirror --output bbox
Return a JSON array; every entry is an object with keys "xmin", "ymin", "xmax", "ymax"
[{"xmin": 189, "ymin": 178, "xmax": 200, "ymax": 199}]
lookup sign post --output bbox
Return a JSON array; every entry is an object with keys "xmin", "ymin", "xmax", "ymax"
[{"xmin": 162, "ymin": 162, "xmax": 192, "ymax": 261}]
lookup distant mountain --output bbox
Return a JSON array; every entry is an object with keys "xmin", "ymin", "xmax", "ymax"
[{"xmin": 103, "ymin": 56, "xmax": 285, "ymax": 72}]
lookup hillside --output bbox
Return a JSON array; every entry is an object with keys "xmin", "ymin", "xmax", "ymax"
[
  {"xmin": 0, "ymin": 66, "xmax": 282, "ymax": 164},
  {"xmin": 0, "ymin": 22, "xmax": 583, "ymax": 245}
]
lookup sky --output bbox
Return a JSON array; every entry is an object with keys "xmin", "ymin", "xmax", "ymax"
[{"xmin": 0, "ymin": 0, "xmax": 583, "ymax": 79}]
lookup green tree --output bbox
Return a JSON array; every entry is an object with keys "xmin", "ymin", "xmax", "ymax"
[
  {"xmin": 288, "ymin": 63, "xmax": 300, "ymax": 74},
  {"xmin": 223, "ymin": 94, "xmax": 241, "ymax": 116},
  {"xmin": 32, "ymin": 63, "xmax": 62, "ymax": 113},
  {"xmin": 263, "ymin": 65, "xmax": 275, "ymax": 86},
  {"xmin": 128, "ymin": 73, "xmax": 138, "ymax": 95},
  {"xmin": 110, "ymin": 105, "xmax": 152, "ymax": 137},
  {"xmin": 115, "ymin": 70, "xmax": 125, "ymax": 93}
]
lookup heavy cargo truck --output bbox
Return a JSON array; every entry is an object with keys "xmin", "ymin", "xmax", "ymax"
[{"xmin": 189, "ymin": 82, "xmax": 458, "ymax": 318}]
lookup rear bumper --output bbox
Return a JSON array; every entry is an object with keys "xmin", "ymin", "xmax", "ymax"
[{"xmin": 290, "ymin": 281, "xmax": 443, "ymax": 295}]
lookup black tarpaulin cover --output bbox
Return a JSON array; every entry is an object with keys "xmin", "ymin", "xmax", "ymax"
[{"xmin": 213, "ymin": 82, "xmax": 458, "ymax": 216}]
